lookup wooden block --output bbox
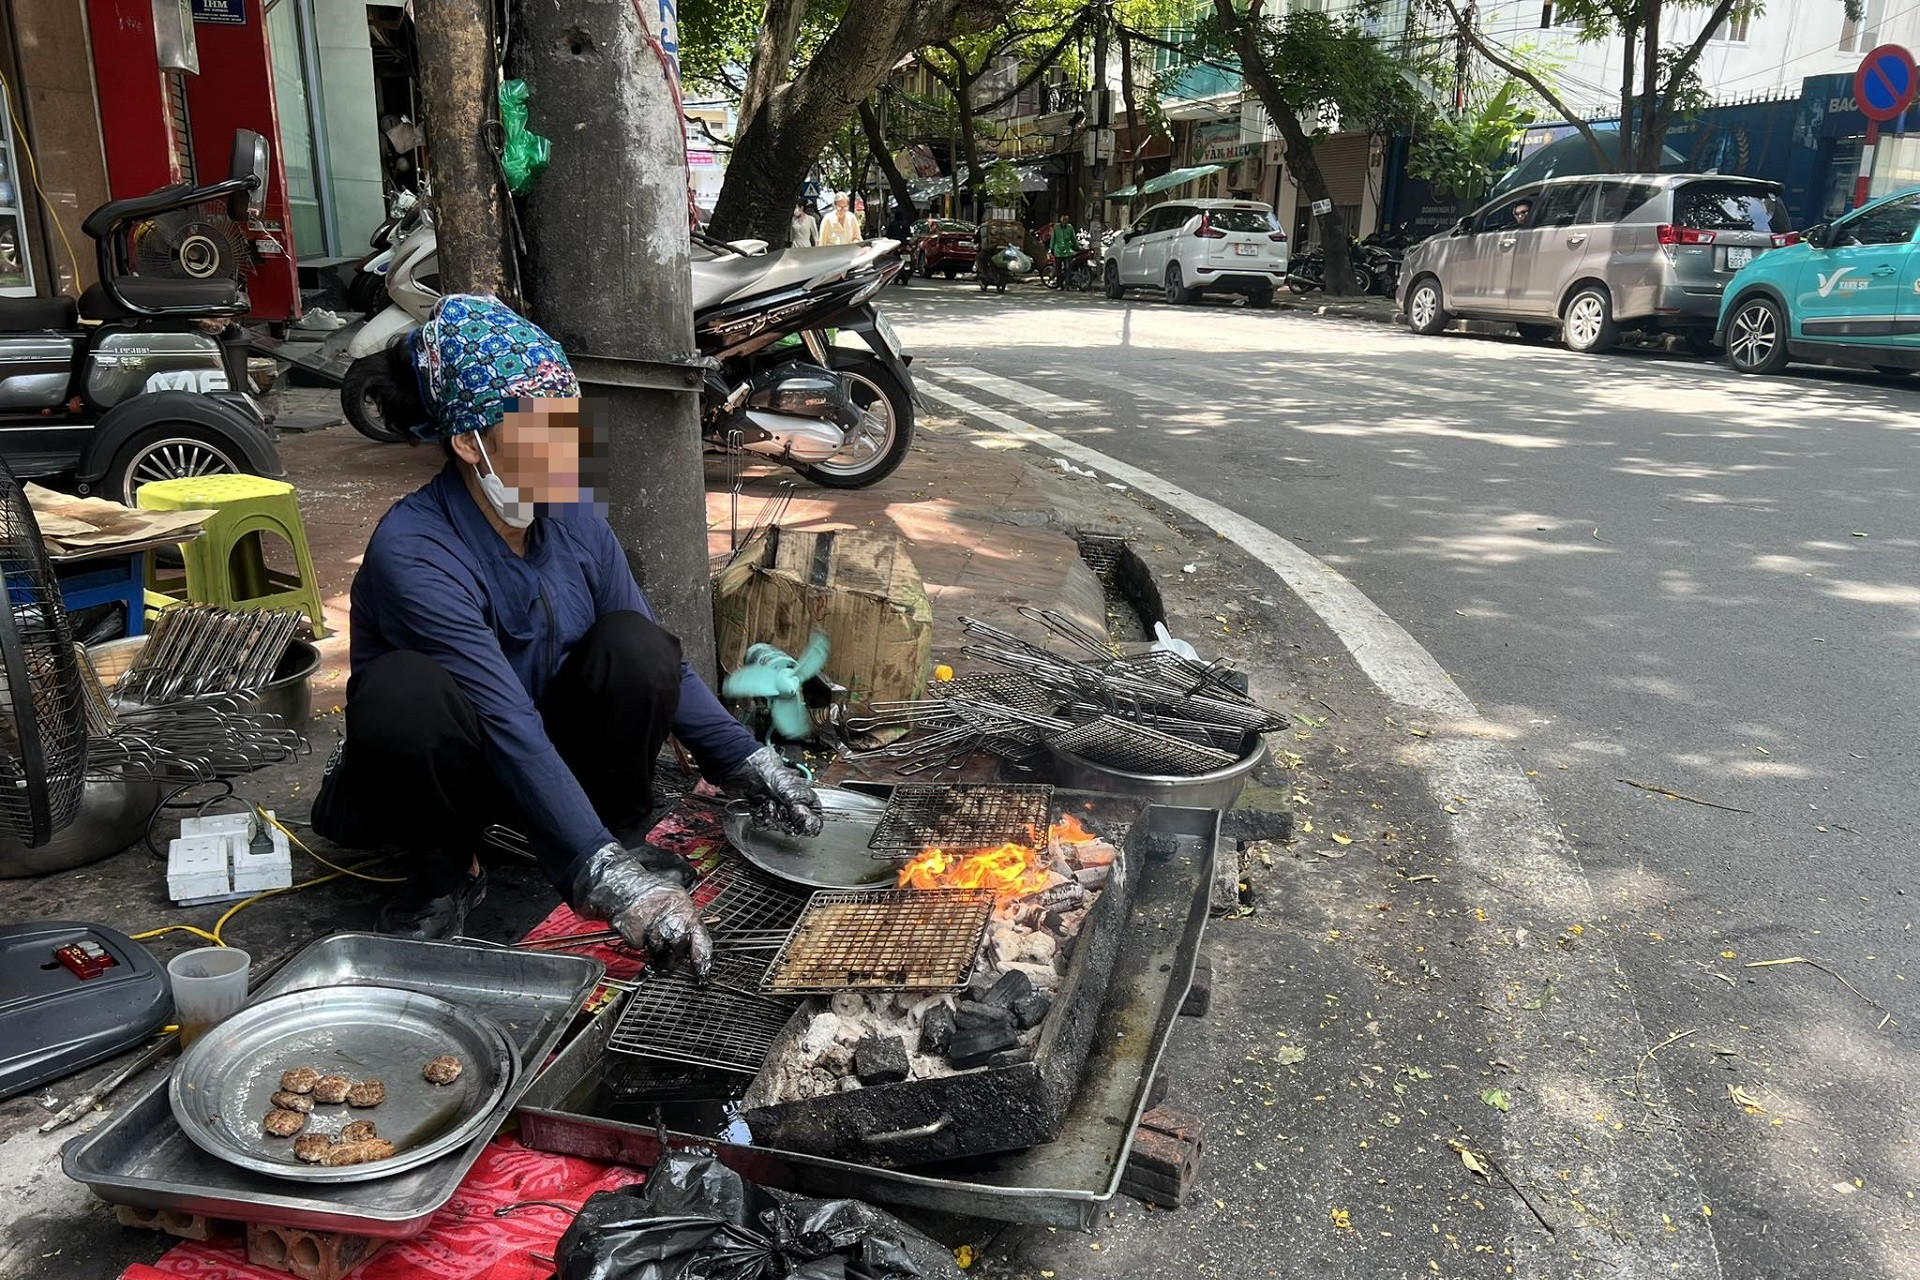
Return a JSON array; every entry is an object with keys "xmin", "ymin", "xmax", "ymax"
[{"xmin": 1180, "ymin": 951, "xmax": 1213, "ymax": 1018}]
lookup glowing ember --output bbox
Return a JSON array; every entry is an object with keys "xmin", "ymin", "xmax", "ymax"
[
  {"xmin": 1049, "ymin": 813, "xmax": 1098, "ymax": 845},
  {"xmin": 898, "ymin": 841, "xmax": 1050, "ymax": 896}
]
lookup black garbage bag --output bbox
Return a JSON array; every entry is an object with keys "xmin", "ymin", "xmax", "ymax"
[{"xmin": 555, "ymin": 1150, "xmax": 963, "ymax": 1280}]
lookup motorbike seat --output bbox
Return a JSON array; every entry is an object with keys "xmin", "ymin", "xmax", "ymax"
[
  {"xmin": 0, "ymin": 296, "xmax": 78, "ymax": 332},
  {"xmin": 80, "ymin": 277, "xmax": 241, "ymax": 323},
  {"xmin": 691, "ymin": 244, "xmax": 871, "ymax": 312}
]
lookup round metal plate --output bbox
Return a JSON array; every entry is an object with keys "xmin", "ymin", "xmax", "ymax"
[
  {"xmin": 724, "ymin": 788, "xmax": 905, "ymax": 890},
  {"xmin": 168, "ymin": 985, "xmax": 518, "ymax": 1183}
]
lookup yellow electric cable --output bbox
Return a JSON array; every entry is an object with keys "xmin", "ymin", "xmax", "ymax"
[
  {"xmin": 0, "ymin": 70, "xmax": 82, "ymax": 294},
  {"xmin": 130, "ymin": 924, "xmax": 223, "ymax": 945},
  {"xmin": 256, "ymin": 807, "xmax": 405, "ymax": 883}
]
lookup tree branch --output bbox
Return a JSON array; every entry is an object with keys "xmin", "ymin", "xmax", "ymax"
[
  {"xmin": 974, "ymin": 14, "xmax": 1089, "ymax": 113},
  {"xmin": 739, "ymin": 0, "xmax": 809, "ymax": 126},
  {"xmin": 1649, "ymin": 0, "xmax": 1740, "ymax": 141},
  {"xmin": 1435, "ymin": 0, "xmax": 1612, "ymax": 172}
]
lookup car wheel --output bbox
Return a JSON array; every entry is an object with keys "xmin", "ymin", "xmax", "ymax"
[
  {"xmin": 1724, "ymin": 295, "xmax": 1789, "ymax": 375},
  {"xmin": 1681, "ymin": 329, "xmax": 1720, "ymax": 358},
  {"xmin": 1104, "ymin": 262, "xmax": 1126, "ymax": 300},
  {"xmin": 106, "ymin": 425, "xmax": 245, "ymax": 506},
  {"xmin": 1246, "ymin": 287, "xmax": 1275, "ymax": 310},
  {"xmin": 340, "ymin": 353, "xmax": 410, "ymax": 444},
  {"xmin": 798, "ymin": 351, "xmax": 916, "ymax": 489},
  {"xmin": 1165, "ymin": 263, "xmax": 1193, "ymax": 305},
  {"xmin": 1873, "ymin": 364, "xmax": 1915, "ymax": 377},
  {"xmin": 1562, "ymin": 286, "xmax": 1619, "ymax": 354},
  {"xmin": 1404, "ymin": 277, "xmax": 1450, "ymax": 336},
  {"xmin": 943, "ymin": 268, "xmax": 956, "ymax": 279},
  {"xmin": 1514, "ymin": 323, "xmax": 1555, "ymax": 343}
]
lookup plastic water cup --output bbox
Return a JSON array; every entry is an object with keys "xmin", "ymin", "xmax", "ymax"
[{"xmin": 167, "ymin": 947, "xmax": 251, "ymax": 1049}]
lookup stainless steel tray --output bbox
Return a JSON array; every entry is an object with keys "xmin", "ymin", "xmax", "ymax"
[
  {"xmin": 722, "ymin": 788, "xmax": 903, "ymax": 889},
  {"xmin": 62, "ymin": 934, "xmax": 603, "ymax": 1237},
  {"xmin": 169, "ymin": 987, "xmax": 517, "ymax": 1183},
  {"xmin": 516, "ymin": 802, "xmax": 1215, "ymax": 1229}
]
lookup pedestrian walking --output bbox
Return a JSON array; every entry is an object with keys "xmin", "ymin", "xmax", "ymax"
[
  {"xmin": 791, "ymin": 200, "xmax": 818, "ymax": 247},
  {"xmin": 819, "ymin": 193, "xmax": 861, "ymax": 246}
]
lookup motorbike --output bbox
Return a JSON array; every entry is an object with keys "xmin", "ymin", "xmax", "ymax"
[
  {"xmin": 692, "ymin": 232, "xmax": 917, "ymax": 488},
  {"xmin": 1358, "ymin": 224, "xmax": 1409, "ymax": 298},
  {"xmin": 975, "ymin": 244, "xmax": 1030, "ymax": 294},
  {"xmin": 1043, "ymin": 230, "xmax": 1096, "ymax": 292},
  {"xmin": 1286, "ymin": 241, "xmax": 1374, "ymax": 296},
  {"xmin": 343, "ymin": 190, "xmax": 422, "ymax": 319},
  {"xmin": 0, "ymin": 129, "xmax": 283, "ymax": 503},
  {"xmin": 341, "ymin": 211, "xmax": 439, "ymax": 442}
]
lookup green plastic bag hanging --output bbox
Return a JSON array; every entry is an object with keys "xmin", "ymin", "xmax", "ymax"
[{"xmin": 498, "ymin": 80, "xmax": 550, "ymax": 195}]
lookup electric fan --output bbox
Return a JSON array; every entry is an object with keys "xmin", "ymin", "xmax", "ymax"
[
  {"xmin": 0, "ymin": 459, "xmax": 88, "ymax": 847},
  {"xmin": 130, "ymin": 200, "xmax": 250, "ymax": 283}
]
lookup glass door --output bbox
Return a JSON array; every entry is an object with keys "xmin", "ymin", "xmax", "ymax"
[{"xmin": 0, "ymin": 104, "xmax": 36, "ymax": 297}]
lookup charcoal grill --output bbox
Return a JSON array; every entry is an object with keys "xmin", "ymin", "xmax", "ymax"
[
  {"xmin": 605, "ymin": 954, "xmax": 799, "ymax": 1075},
  {"xmin": 866, "ymin": 782, "xmax": 1053, "ymax": 852},
  {"xmin": 761, "ymin": 888, "xmax": 995, "ymax": 995},
  {"xmin": 738, "ymin": 792, "xmax": 1148, "ymax": 1166}
]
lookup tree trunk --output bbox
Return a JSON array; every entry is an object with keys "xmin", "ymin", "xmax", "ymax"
[
  {"xmin": 1617, "ymin": 20, "xmax": 1637, "ymax": 170},
  {"xmin": 1636, "ymin": 0, "xmax": 1661, "ymax": 170},
  {"xmin": 1213, "ymin": 0, "xmax": 1357, "ymax": 294},
  {"xmin": 860, "ymin": 99, "xmax": 919, "ymax": 219},
  {"xmin": 956, "ymin": 80, "xmax": 982, "ymax": 221},
  {"xmin": 514, "ymin": 0, "xmax": 716, "ymax": 676},
  {"xmin": 413, "ymin": 0, "xmax": 512, "ymax": 299}
]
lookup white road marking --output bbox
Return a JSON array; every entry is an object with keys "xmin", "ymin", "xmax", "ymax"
[
  {"xmin": 918, "ymin": 374, "xmax": 1725, "ymax": 1280},
  {"xmin": 927, "ymin": 365, "xmax": 1101, "ymax": 414}
]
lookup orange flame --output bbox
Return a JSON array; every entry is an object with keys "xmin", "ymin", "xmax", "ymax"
[
  {"xmin": 897, "ymin": 841, "xmax": 1050, "ymax": 896},
  {"xmin": 1049, "ymin": 813, "xmax": 1098, "ymax": 845}
]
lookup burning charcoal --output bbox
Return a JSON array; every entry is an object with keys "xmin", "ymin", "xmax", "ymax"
[
  {"xmin": 1038, "ymin": 880, "xmax": 1087, "ymax": 912},
  {"xmin": 947, "ymin": 1022, "xmax": 1018, "ymax": 1068},
  {"xmin": 981, "ymin": 968, "xmax": 1033, "ymax": 1009},
  {"xmin": 801, "ymin": 1013, "xmax": 845, "ymax": 1058},
  {"xmin": 838, "ymin": 1075, "xmax": 863, "ymax": 1093},
  {"xmin": 1072, "ymin": 841, "xmax": 1118, "ymax": 870},
  {"xmin": 1146, "ymin": 832, "xmax": 1180, "ymax": 863},
  {"xmin": 907, "ymin": 993, "xmax": 953, "ymax": 1026},
  {"xmin": 820, "ymin": 1042, "xmax": 856, "ymax": 1074},
  {"xmin": 954, "ymin": 1002, "xmax": 1013, "ymax": 1033},
  {"xmin": 919, "ymin": 1004, "xmax": 957, "ymax": 1055},
  {"xmin": 1013, "ymin": 930, "xmax": 1057, "ymax": 967},
  {"xmin": 1012, "ymin": 992, "xmax": 1053, "ymax": 1030},
  {"xmin": 830, "ymin": 990, "xmax": 870, "ymax": 1020},
  {"xmin": 1074, "ymin": 864, "xmax": 1113, "ymax": 890},
  {"xmin": 855, "ymin": 1036, "xmax": 910, "ymax": 1085}
]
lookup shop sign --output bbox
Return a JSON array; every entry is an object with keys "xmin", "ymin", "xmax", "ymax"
[{"xmin": 190, "ymin": 0, "xmax": 246, "ymax": 24}]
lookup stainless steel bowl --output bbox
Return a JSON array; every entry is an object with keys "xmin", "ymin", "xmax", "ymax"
[
  {"xmin": 89, "ymin": 635, "xmax": 321, "ymax": 730},
  {"xmin": 0, "ymin": 775, "xmax": 165, "ymax": 878},
  {"xmin": 1048, "ymin": 731, "xmax": 1268, "ymax": 811}
]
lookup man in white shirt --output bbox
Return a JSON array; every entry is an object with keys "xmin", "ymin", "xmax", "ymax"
[{"xmin": 819, "ymin": 193, "xmax": 861, "ymax": 246}]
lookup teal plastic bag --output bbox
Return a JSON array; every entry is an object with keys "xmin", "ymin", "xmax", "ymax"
[{"xmin": 499, "ymin": 80, "xmax": 550, "ymax": 195}]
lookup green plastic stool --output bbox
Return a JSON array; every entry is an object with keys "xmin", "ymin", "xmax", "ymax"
[{"xmin": 136, "ymin": 474, "xmax": 329, "ymax": 638}]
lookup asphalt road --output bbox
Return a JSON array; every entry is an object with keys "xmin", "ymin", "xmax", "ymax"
[{"xmin": 885, "ymin": 277, "xmax": 1920, "ymax": 1277}]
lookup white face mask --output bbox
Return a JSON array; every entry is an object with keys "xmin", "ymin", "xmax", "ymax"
[{"xmin": 471, "ymin": 435, "xmax": 536, "ymax": 529}]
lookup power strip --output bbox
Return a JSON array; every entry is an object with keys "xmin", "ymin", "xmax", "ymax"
[{"xmin": 167, "ymin": 810, "xmax": 293, "ymax": 906}]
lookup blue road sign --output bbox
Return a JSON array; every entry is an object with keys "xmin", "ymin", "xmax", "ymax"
[{"xmin": 1855, "ymin": 45, "xmax": 1917, "ymax": 122}]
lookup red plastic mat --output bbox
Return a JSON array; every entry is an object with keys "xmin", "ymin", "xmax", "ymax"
[{"xmin": 118, "ymin": 1138, "xmax": 632, "ymax": 1280}]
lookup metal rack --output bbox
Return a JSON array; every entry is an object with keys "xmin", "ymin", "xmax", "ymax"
[
  {"xmin": 605, "ymin": 954, "xmax": 799, "ymax": 1075},
  {"xmin": 865, "ymin": 782, "xmax": 1054, "ymax": 852},
  {"xmin": 762, "ymin": 888, "xmax": 995, "ymax": 995}
]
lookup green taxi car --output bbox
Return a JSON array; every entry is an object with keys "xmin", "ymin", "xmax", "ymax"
[{"xmin": 1719, "ymin": 186, "xmax": 1920, "ymax": 376}]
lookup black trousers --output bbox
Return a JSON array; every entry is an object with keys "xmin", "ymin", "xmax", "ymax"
[{"xmin": 313, "ymin": 610, "xmax": 683, "ymax": 891}]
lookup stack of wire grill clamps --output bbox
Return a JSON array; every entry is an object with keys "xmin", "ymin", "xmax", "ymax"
[{"xmin": 839, "ymin": 607, "xmax": 1284, "ymax": 777}]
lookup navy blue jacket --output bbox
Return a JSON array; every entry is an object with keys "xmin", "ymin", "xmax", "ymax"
[{"xmin": 349, "ymin": 464, "xmax": 759, "ymax": 891}]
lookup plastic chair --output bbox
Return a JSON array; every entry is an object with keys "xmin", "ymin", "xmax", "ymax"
[{"xmin": 136, "ymin": 475, "xmax": 328, "ymax": 637}]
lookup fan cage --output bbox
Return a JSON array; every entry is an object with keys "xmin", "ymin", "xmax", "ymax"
[{"xmin": 0, "ymin": 469, "xmax": 87, "ymax": 846}]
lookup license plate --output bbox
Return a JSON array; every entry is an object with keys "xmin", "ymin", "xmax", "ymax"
[
  {"xmin": 872, "ymin": 312, "xmax": 902, "ymax": 357},
  {"xmin": 1725, "ymin": 246, "xmax": 1753, "ymax": 269},
  {"xmin": 958, "ymin": 241, "xmax": 975, "ymax": 250},
  {"xmin": 1233, "ymin": 243, "xmax": 1259, "ymax": 256}
]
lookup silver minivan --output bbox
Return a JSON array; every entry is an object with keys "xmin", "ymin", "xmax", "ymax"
[{"xmin": 1398, "ymin": 174, "xmax": 1795, "ymax": 354}]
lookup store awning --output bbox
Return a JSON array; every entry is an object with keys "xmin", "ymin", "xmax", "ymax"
[
  {"xmin": 1104, "ymin": 183, "xmax": 1139, "ymax": 200},
  {"xmin": 1140, "ymin": 164, "xmax": 1224, "ymax": 195}
]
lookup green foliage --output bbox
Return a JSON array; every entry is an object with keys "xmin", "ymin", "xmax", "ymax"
[
  {"xmin": 982, "ymin": 159, "xmax": 1024, "ymax": 205},
  {"xmin": 1186, "ymin": 6, "xmax": 1422, "ymax": 140},
  {"xmin": 1406, "ymin": 78, "xmax": 1533, "ymax": 203}
]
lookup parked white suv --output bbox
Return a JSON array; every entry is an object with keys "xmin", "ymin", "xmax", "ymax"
[{"xmin": 1104, "ymin": 199, "xmax": 1290, "ymax": 306}]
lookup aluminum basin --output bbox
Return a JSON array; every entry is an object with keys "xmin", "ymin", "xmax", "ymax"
[{"xmin": 1049, "ymin": 730, "xmax": 1267, "ymax": 810}]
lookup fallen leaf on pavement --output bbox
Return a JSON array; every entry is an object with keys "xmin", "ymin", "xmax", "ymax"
[
  {"xmin": 1277, "ymin": 1045, "xmax": 1307, "ymax": 1065},
  {"xmin": 1332, "ymin": 832, "xmax": 1353, "ymax": 845},
  {"xmin": 1329, "ymin": 1207, "xmax": 1352, "ymax": 1230},
  {"xmin": 1729, "ymin": 1085, "xmax": 1767, "ymax": 1114},
  {"xmin": 1480, "ymin": 1088, "xmax": 1511, "ymax": 1112},
  {"xmin": 1448, "ymin": 1141, "xmax": 1491, "ymax": 1179}
]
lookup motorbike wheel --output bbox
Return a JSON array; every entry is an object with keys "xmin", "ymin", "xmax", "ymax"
[
  {"xmin": 799, "ymin": 351, "xmax": 916, "ymax": 489},
  {"xmin": 1349, "ymin": 265, "xmax": 1374, "ymax": 294},
  {"xmin": 1069, "ymin": 263, "xmax": 1094, "ymax": 292},
  {"xmin": 340, "ymin": 353, "xmax": 411, "ymax": 444},
  {"xmin": 104, "ymin": 424, "xmax": 245, "ymax": 506},
  {"xmin": 1287, "ymin": 274, "xmax": 1315, "ymax": 295}
]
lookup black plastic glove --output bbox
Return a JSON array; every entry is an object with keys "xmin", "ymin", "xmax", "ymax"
[
  {"xmin": 572, "ymin": 843, "xmax": 713, "ymax": 978},
  {"xmin": 725, "ymin": 744, "xmax": 824, "ymax": 837}
]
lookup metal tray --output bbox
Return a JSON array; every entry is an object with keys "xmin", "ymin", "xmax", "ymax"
[
  {"xmin": 722, "ymin": 788, "xmax": 902, "ymax": 889},
  {"xmin": 169, "ymin": 986, "xmax": 517, "ymax": 1183},
  {"xmin": 62, "ymin": 934, "xmax": 603, "ymax": 1238},
  {"xmin": 516, "ymin": 802, "xmax": 1216, "ymax": 1229}
]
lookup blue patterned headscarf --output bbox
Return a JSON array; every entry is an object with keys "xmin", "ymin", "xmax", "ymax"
[{"xmin": 407, "ymin": 294, "xmax": 580, "ymax": 441}]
